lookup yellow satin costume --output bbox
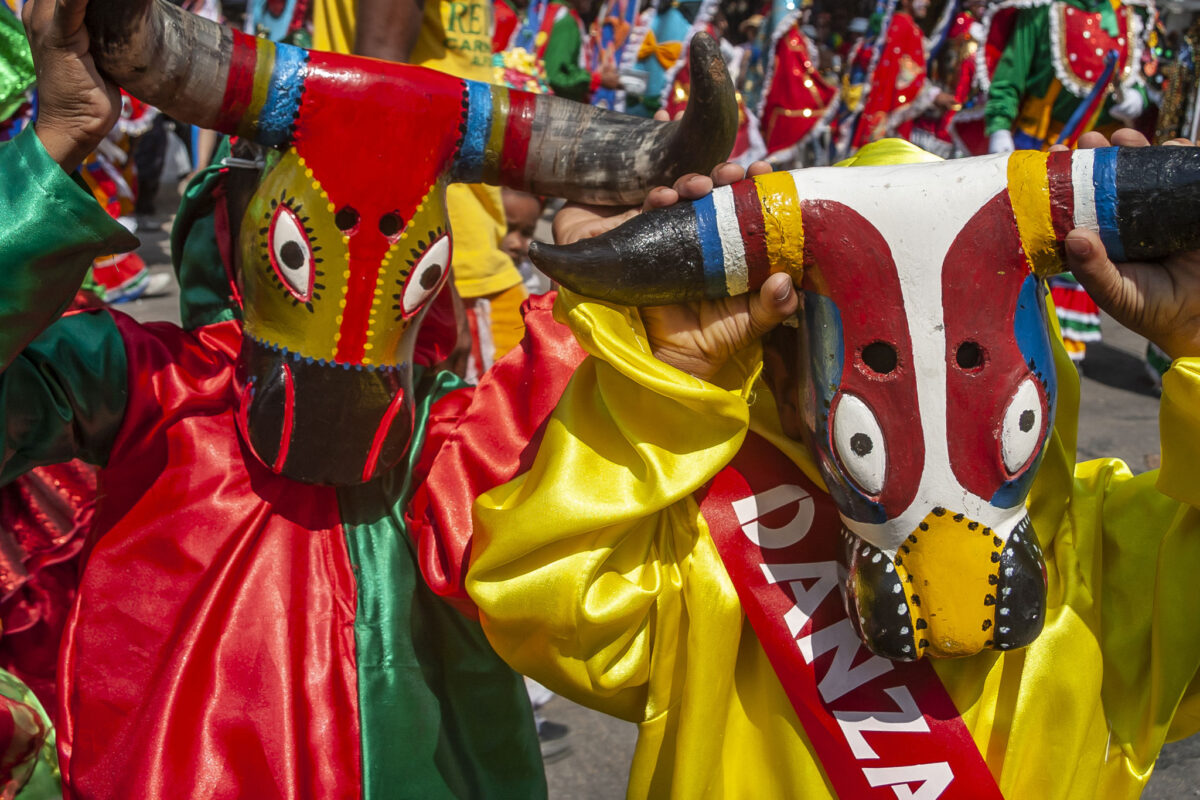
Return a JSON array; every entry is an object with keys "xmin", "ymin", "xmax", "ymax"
[{"xmin": 466, "ymin": 153, "xmax": 1200, "ymax": 798}]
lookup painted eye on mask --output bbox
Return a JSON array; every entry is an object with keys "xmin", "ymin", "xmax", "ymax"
[
  {"xmin": 399, "ymin": 234, "xmax": 451, "ymax": 318},
  {"xmin": 831, "ymin": 393, "xmax": 886, "ymax": 496},
  {"xmin": 1001, "ymin": 378, "xmax": 1045, "ymax": 475},
  {"xmin": 268, "ymin": 203, "xmax": 315, "ymax": 302}
]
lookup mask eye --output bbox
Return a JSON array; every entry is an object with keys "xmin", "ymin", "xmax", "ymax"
[
  {"xmin": 1001, "ymin": 378, "xmax": 1045, "ymax": 475},
  {"xmin": 400, "ymin": 235, "xmax": 450, "ymax": 318},
  {"xmin": 268, "ymin": 203, "xmax": 314, "ymax": 301},
  {"xmin": 831, "ymin": 393, "xmax": 886, "ymax": 496}
]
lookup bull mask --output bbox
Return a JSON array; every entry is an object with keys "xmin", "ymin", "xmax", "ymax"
[
  {"xmin": 530, "ymin": 141, "xmax": 1200, "ymax": 661},
  {"xmin": 85, "ymin": 0, "xmax": 737, "ymax": 485}
]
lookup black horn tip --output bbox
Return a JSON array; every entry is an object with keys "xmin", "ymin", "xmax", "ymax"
[{"xmin": 678, "ymin": 33, "xmax": 738, "ymax": 171}]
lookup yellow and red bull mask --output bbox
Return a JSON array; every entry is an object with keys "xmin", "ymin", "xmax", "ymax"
[
  {"xmin": 86, "ymin": 0, "xmax": 737, "ymax": 485},
  {"xmin": 531, "ymin": 139, "xmax": 1200, "ymax": 661}
]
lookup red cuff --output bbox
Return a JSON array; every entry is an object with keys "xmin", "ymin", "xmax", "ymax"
[{"xmin": 589, "ymin": 70, "xmax": 602, "ymax": 96}]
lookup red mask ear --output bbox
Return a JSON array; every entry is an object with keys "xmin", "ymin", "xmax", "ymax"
[{"xmin": 943, "ymin": 192, "xmax": 1052, "ymax": 502}]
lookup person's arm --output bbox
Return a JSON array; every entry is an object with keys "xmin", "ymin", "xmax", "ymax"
[
  {"xmin": 984, "ymin": 8, "xmax": 1043, "ymax": 137},
  {"xmin": 458, "ymin": 163, "xmax": 793, "ymax": 713},
  {"xmin": 0, "ymin": 128, "xmax": 135, "ymax": 369},
  {"xmin": 0, "ymin": 128, "xmax": 135, "ymax": 484},
  {"xmin": 353, "ymin": 0, "xmax": 424, "ymax": 62},
  {"xmin": 0, "ymin": 0, "xmax": 138, "ymax": 482},
  {"xmin": 1049, "ymin": 130, "xmax": 1200, "ymax": 752},
  {"xmin": 543, "ymin": 14, "xmax": 592, "ymax": 101}
]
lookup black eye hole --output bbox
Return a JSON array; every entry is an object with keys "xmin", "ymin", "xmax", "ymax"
[
  {"xmin": 861, "ymin": 341, "xmax": 898, "ymax": 375},
  {"xmin": 956, "ymin": 340, "xmax": 984, "ymax": 371},
  {"xmin": 379, "ymin": 212, "xmax": 403, "ymax": 238},
  {"xmin": 335, "ymin": 206, "xmax": 360, "ymax": 232}
]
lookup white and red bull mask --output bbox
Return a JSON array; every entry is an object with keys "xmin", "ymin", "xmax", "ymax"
[{"xmin": 531, "ymin": 139, "xmax": 1200, "ymax": 659}]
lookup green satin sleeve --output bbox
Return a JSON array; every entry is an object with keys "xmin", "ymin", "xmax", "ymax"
[
  {"xmin": 0, "ymin": 127, "xmax": 137, "ymax": 370},
  {"xmin": 984, "ymin": 7, "xmax": 1049, "ymax": 135},
  {"xmin": 0, "ymin": 310, "xmax": 128, "ymax": 484},
  {"xmin": 543, "ymin": 14, "xmax": 591, "ymax": 103}
]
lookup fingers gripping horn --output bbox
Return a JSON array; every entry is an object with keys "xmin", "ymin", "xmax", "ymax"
[
  {"xmin": 1012, "ymin": 147, "xmax": 1200, "ymax": 276},
  {"xmin": 451, "ymin": 33, "xmax": 739, "ymax": 206},
  {"xmin": 86, "ymin": 0, "xmax": 305, "ymax": 146},
  {"xmin": 529, "ymin": 170, "xmax": 807, "ymax": 305}
]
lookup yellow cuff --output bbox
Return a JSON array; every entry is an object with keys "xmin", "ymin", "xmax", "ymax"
[{"xmin": 1158, "ymin": 356, "xmax": 1200, "ymax": 507}]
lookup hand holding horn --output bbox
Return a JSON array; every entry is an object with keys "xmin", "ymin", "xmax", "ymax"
[
  {"xmin": 24, "ymin": 0, "xmax": 120, "ymax": 171},
  {"xmin": 1063, "ymin": 130, "xmax": 1200, "ymax": 361}
]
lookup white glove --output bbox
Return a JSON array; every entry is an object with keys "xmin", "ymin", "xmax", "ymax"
[
  {"xmin": 1109, "ymin": 90, "xmax": 1146, "ymax": 124},
  {"xmin": 989, "ymin": 129, "xmax": 1015, "ymax": 154},
  {"xmin": 618, "ymin": 69, "xmax": 648, "ymax": 96}
]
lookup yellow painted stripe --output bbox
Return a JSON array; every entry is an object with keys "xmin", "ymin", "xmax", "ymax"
[
  {"xmin": 753, "ymin": 170, "xmax": 804, "ymax": 282},
  {"xmin": 483, "ymin": 86, "xmax": 509, "ymax": 184},
  {"xmin": 1006, "ymin": 151, "xmax": 1059, "ymax": 278},
  {"xmin": 240, "ymin": 42, "xmax": 276, "ymax": 140}
]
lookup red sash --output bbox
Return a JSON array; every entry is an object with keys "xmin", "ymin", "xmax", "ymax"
[{"xmin": 697, "ymin": 432, "xmax": 1005, "ymax": 800}]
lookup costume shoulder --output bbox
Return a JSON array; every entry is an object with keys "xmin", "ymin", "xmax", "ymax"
[
  {"xmin": 408, "ymin": 292, "xmax": 587, "ymax": 615},
  {"xmin": 0, "ymin": 128, "xmax": 137, "ymax": 368}
]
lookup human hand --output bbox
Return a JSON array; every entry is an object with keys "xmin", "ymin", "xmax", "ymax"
[
  {"xmin": 934, "ymin": 91, "xmax": 959, "ymax": 112},
  {"xmin": 598, "ymin": 50, "xmax": 621, "ymax": 91},
  {"xmin": 24, "ymin": 0, "xmax": 121, "ymax": 172},
  {"xmin": 1058, "ymin": 129, "xmax": 1200, "ymax": 360},
  {"xmin": 552, "ymin": 156, "xmax": 798, "ymax": 381}
]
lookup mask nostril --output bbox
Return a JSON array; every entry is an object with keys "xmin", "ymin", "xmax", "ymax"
[
  {"xmin": 861, "ymin": 341, "xmax": 898, "ymax": 374},
  {"xmin": 956, "ymin": 340, "xmax": 984, "ymax": 371},
  {"xmin": 379, "ymin": 212, "xmax": 403, "ymax": 238},
  {"xmin": 335, "ymin": 206, "xmax": 360, "ymax": 232}
]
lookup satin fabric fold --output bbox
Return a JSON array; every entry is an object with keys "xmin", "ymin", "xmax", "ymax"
[
  {"xmin": 58, "ymin": 317, "xmax": 362, "ymax": 800},
  {"xmin": 467, "ymin": 278, "xmax": 1200, "ymax": 797}
]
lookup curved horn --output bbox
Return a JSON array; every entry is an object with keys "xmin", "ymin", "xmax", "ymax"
[
  {"xmin": 452, "ymin": 33, "xmax": 739, "ymax": 206},
  {"xmin": 1018, "ymin": 147, "xmax": 1200, "ymax": 276},
  {"xmin": 86, "ymin": 0, "xmax": 305, "ymax": 146},
  {"xmin": 529, "ymin": 170, "xmax": 806, "ymax": 305}
]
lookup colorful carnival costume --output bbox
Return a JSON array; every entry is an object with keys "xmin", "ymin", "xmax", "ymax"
[
  {"xmin": 494, "ymin": 0, "xmax": 597, "ymax": 102},
  {"xmin": 982, "ymin": 0, "xmax": 1154, "ymax": 151},
  {"xmin": 623, "ymin": 0, "xmax": 718, "ymax": 117},
  {"xmin": 754, "ymin": 5, "xmax": 837, "ymax": 165},
  {"xmin": 1, "ymin": 2, "xmax": 737, "ymax": 794},
  {"xmin": 912, "ymin": 4, "xmax": 990, "ymax": 158},
  {"xmin": 982, "ymin": 1, "xmax": 1155, "ymax": 362},
  {"xmin": 841, "ymin": 4, "xmax": 931, "ymax": 152},
  {"xmin": 459, "ymin": 141, "xmax": 1200, "ymax": 799}
]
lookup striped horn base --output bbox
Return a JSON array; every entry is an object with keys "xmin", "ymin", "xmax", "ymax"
[
  {"xmin": 532, "ymin": 145, "xmax": 1200, "ymax": 308},
  {"xmin": 453, "ymin": 33, "xmax": 738, "ymax": 206}
]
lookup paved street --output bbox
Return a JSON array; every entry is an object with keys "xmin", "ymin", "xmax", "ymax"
[{"xmin": 120, "ymin": 204, "xmax": 1187, "ymax": 798}]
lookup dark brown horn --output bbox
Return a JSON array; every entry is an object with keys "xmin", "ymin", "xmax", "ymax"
[
  {"xmin": 1044, "ymin": 146, "xmax": 1200, "ymax": 268},
  {"xmin": 530, "ymin": 170, "xmax": 805, "ymax": 304},
  {"xmin": 86, "ymin": 0, "xmax": 235, "ymax": 134},
  {"xmin": 452, "ymin": 33, "xmax": 739, "ymax": 206}
]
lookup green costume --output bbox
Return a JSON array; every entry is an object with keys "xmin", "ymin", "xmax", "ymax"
[{"xmin": 984, "ymin": 0, "xmax": 1151, "ymax": 146}]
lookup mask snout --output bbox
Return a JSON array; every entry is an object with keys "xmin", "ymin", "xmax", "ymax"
[
  {"xmin": 237, "ymin": 335, "xmax": 415, "ymax": 485},
  {"xmin": 840, "ymin": 512, "xmax": 1046, "ymax": 661}
]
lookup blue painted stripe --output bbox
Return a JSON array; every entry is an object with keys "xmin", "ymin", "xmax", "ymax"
[
  {"xmin": 1091, "ymin": 147, "xmax": 1127, "ymax": 263},
  {"xmin": 694, "ymin": 194, "xmax": 727, "ymax": 298},
  {"xmin": 455, "ymin": 81, "xmax": 493, "ymax": 184},
  {"xmin": 258, "ymin": 43, "xmax": 309, "ymax": 147}
]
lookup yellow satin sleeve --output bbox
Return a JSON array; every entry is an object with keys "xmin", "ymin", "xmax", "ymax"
[{"xmin": 468, "ymin": 285, "xmax": 1200, "ymax": 799}]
